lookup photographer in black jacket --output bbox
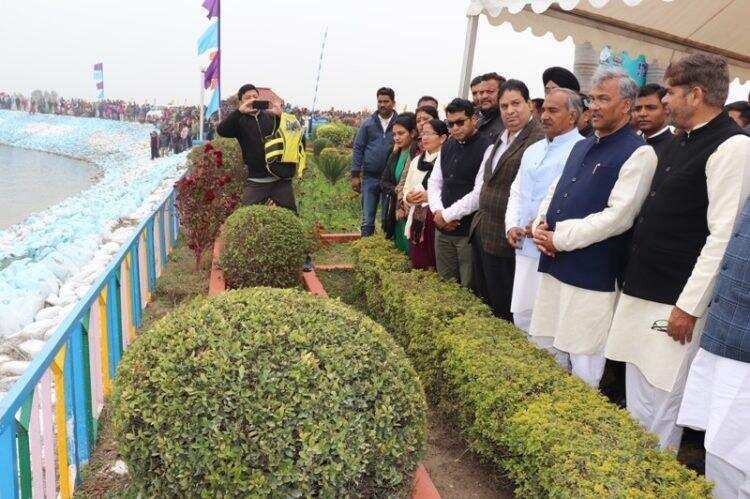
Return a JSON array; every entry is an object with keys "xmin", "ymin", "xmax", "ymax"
[{"xmin": 217, "ymin": 84, "xmax": 296, "ymax": 211}]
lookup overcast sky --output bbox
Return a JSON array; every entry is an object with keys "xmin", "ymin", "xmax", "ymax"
[{"xmin": 2, "ymin": 0, "xmax": 748, "ymax": 112}]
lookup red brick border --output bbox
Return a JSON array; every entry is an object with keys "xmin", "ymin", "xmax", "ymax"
[
  {"xmin": 320, "ymin": 232, "xmax": 361, "ymax": 243},
  {"xmin": 314, "ymin": 263, "xmax": 354, "ymax": 271},
  {"xmin": 207, "ymin": 233, "xmax": 440, "ymax": 498},
  {"xmin": 208, "ymin": 229, "xmax": 225, "ymax": 297}
]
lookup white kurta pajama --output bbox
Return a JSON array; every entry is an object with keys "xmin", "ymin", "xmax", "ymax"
[
  {"xmin": 679, "ymin": 349, "xmax": 750, "ymax": 498},
  {"xmin": 529, "ymin": 144, "xmax": 657, "ymax": 387},
  {"xmin": 504, "ymin": 128, "xmax": 584, "ymax": 333},
  {"xmin": 606, "ymin": 133, "xmax": 750, "ymax": 451}
]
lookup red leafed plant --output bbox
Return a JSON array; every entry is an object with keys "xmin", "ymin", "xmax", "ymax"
[{"xmin": 175, "ymin": 143, "xmax": 240, "ymax": 269}]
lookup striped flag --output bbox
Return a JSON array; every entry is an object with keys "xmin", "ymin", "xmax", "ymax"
[
  {"xmin": 93, "ymin": 63, "xmax": 104, "ymax": 100},
  {"xmin": 204, "ymin": 51, "xmax": 220, "ymax": 89}
]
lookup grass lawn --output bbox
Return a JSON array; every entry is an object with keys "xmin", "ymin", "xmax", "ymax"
[{"xmin": 313, "ymin": 241, "xmax": 354, "ymax": 266}]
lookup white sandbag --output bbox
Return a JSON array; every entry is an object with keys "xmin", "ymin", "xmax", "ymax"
[
  {"xmin": 20, "ymin": 319, "xmax": 58, "ymax": 340},
  {"xmin": 35, "ymin": 306, "xmax": 62, "ymax": 322},
  {"xmin": 18, "ymin": 339, "xmax": 46, "ymax": 357},
  {"xmin": 0, "ymin": 360, "xmax": 30, "ymax": 376}
]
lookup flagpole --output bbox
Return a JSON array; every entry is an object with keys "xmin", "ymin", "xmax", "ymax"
[
  {"xmin": 199, "ymin": 69, "xmax": 205, "ymax": 141},
  {"xmin": 217, "ymin": 0, "xmax": 221, "ymax": 120},
  {"xmin": 309, "ymin": 27, "xmax": 328, "ymax": 135}
]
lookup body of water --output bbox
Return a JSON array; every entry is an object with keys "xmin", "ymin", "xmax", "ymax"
[{"xmin": 0, "ymin": 144, "xmax": 97, "ymax": 229}]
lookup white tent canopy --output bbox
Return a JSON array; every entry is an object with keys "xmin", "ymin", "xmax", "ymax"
[{"xmin": 459, "ymin": 0, "xmax": 750, "ymax": 96}]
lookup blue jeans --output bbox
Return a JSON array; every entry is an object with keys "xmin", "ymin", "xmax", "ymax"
[{"xmin": 360, "ymin": 175, "xmax": 381, "ymax": 236}]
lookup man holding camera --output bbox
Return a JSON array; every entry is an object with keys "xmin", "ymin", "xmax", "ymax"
[{"xmin": 217, "ymin": 84, "xmax": 293, "ymax": 211}]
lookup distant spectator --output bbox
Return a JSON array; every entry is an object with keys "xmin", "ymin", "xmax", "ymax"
[
  {"xmin": 150, "ymin": 131, "xmax": 159, "ymax": 160},
  {"xmin": 351, "ymin": 87, "xmax": 398, "ymax": 236}
]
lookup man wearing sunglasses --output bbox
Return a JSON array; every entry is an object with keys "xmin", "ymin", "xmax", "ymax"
[{"xmin": 427, "ymin": 98, "xmax": 489, "ymax": 286}]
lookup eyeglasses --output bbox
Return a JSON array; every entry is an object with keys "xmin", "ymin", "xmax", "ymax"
[
  {"xmin": 651, "ymin": 320, "xmax": 668, "ymax": 333},
  {"xmin": 447, "ymin": 118, "xmax": 467, "ymax": 128}
]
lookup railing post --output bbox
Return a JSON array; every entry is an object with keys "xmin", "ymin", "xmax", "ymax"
[
  {"xmin": 69, "ymin": 321, "xmax": 91, "ymax": 466},
  {"xmin": 80, "ymin": 313, "xmax": 96, "ymax": 443},
  {"xmin": 0, "ymin": 418, "xmax": 20, "ymax": 498},
  {"xmin": 106, "ymin": 274, "xmax": 122, "ymax": 377},
  {"xmin": 130, "ymin": 244, "xmax": 142, "ymax": 328},
  {"xmin": 172, "ymin": 192, "xmax": 180, "ymax": 245},
  {"xmin": 63, "ymin": 341, "xmax": 80, "ymax": 488},
  {"xmin": 146, "ymin": 219, "xmax": 156, "ymax": 293},
  {"xmin": 158, "ymin": 207, "xmax": 168, "ymax": 271}
]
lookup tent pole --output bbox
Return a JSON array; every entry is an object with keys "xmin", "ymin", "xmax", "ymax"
[{"xmin": 458, "ymin": 15, "xmax": 479, "ymax": 99}]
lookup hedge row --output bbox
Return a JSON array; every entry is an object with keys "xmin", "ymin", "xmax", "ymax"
[{"xmin": 351, "ymin": 235, "xmax": 712, "ymax": 498}]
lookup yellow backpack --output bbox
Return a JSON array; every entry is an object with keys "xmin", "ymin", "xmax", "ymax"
[{"xmin": 264, "ymin": 112, "xmax": 307, "ymax": 179}]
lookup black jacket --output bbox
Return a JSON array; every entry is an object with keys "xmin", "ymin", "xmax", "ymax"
[{"xmin": 216, "ymin": 110, "xmax": 279, "ymax": 179}]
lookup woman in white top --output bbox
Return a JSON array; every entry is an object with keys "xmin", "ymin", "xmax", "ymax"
[{"xmin": 402, "ymin": 119, "xmax": 449, "ymax": 269}]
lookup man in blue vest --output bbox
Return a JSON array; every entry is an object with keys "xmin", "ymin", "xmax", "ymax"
[
  {"xmin": 606, "ymin": 53, "xmax": 750, "ymax": 454},
  {"xmin": 528, "ymin": 67, "xmax": 657, "ymax": 388},
  {"xmin": 351, "ymin": 87, "xmax": 397, "ymax": 236}
]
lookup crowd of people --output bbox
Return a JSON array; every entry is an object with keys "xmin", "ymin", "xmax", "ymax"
[
  {"xmin": 210, "ymin": 59, "xmax": 750, "ymax": 494},
  {"xmin": 0, "ymin": 92, "xmax": 216, "ymax": 159},
  {"xmin": 346, "ymin": 54, "xmax": 750, "ymax": 496}
]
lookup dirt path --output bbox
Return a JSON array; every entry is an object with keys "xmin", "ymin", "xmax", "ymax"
[{"xmin": 424, "ymin": 410, "xmax": 513, "ymax": 499}]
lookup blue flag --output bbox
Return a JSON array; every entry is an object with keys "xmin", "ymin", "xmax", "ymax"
[
  {"xmin": 197, "ymin": 22, "xmax": 218, "ymax": 55},
  {"xmin": 205, "ymin": 88, "xmax": 220, "ymax": 118}
]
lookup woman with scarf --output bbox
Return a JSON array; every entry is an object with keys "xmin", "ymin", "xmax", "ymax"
[
  {"xmin": 381, "ymin": 113, "xmax": 418, "ymax": 253},
  {"xmin": 402, "ymin": 119, "xmax": 448, "ymax": 269},
  {"xmin": 396, "ymin": 105, "xmax": 439, "ymax": 202}
]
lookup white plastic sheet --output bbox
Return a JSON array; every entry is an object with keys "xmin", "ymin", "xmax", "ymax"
[{"xmin": 0, "ymin": 110, "xmax": 187, "ymax": 338}]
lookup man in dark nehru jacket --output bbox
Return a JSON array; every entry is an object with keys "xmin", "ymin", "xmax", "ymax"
[
  {"xmin": 606, "ymin": 53, "xmax": 750, "ymax": 453},
  {"xmin": 634, "ymin": 83, "xmax": 673, "ymax": 160}
]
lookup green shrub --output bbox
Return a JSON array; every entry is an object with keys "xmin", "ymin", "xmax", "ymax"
[
  {"xmin": 316, "ymin": 147, "xmax": 350, "ymax": 184},
  {"xmin": 378, "ymin": 270, "xmax": 491, "ymax": 398},
  {"xmin": 351, "ymin": 235, "xmax": 410, "ymax": 317},
  {"xmin": 315, "ymin": 123, "xmax": 356, "ymax": 148},
  {"xmin": 113, "ymin": 287, "xmax": 427, "ymax": 497},
  {"xmin": 502, "ymin": 389, "xmax": 711, "ymax": 498},
  {"xmin": 312, "ymin": 137, "xmax": 332, "ymax": 158},
  {"xmin": 219, "ymin": 205, "xmax": 307, "ymax": 289},
  {"xmin": 351, "ymin": 237, "xmax": 712, "ymax": 498}
]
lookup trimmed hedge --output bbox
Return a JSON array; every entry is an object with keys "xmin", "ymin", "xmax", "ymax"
[
  {"xmin": 351, "ymin": 235, "xmax": 712, "ymax": 498},
  {"xmin": 219, "ymin": 205, "xmax": 307, "ymax": 289},
  {"xmin": 315, "ymin": 123, "xmax": 356, "ymax": 148},
  {"xmin": 313, "ymin": 137, "xmax": 333, "ymax": 157},
  {"xmin": 113, "ymin": 287, "xmax": 427, "ymax": 497}
]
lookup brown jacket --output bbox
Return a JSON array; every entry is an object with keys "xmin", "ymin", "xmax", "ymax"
[{"xmin": 471, "ymin": 118, "xmax": 544, "ymax": 257}]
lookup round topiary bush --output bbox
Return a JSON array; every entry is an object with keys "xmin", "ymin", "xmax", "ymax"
[
  {"xmin": 312, "ymin": 137, "xmax": 332, "ymax": 158},
  {"xmin": 219, "ymin": 204, "xmax": 307, "ymax": 288},
  {"xmin": 113, "ymin": 288, "xmax": 427, "ymax": 497}
]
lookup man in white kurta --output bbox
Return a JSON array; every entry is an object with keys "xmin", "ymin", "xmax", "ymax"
[
  {"xmin": 605, "ymin": 53, "xmax": 750, "ymax": 454},
  {"xmin": 528, "ymin": 68, "xmax": 657, "ymax": 388},
  {"xmin": 504, "ymin": 89, "xmax": 584, "ymax": 333}
]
